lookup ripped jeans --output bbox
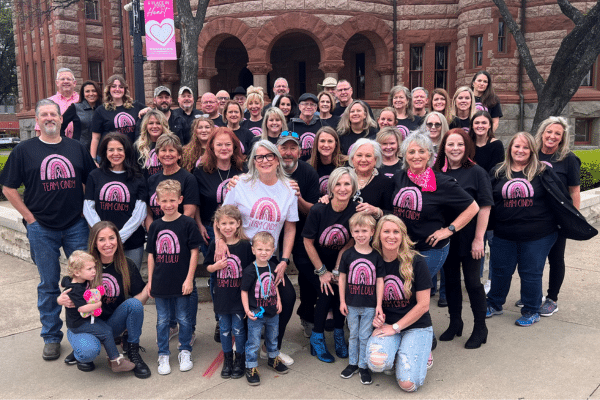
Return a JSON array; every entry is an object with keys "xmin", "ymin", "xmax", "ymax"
[
  {"xmin": 366, "ymin": 326, "xmax": 433, "ymax": 391},
  {"xmin": 218, "ymin": 313, "xmax": 246, "ymax": 354}
]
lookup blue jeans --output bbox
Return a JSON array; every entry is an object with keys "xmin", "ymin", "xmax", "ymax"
[
  {"xmin": 367, "ymin": 326, "xmax": 433, "ymax": 389},
  {"xmin": 169, "ymin": 282, "xmax": 198, "ymax": 330},
  {"xmin": 421, "ymin": 244, "xmax": 449, "ymax": 299},
  {"xmin": 67, "ymin": 298, "xmax": 144, "ymax": 363},
  {"xmin": 68, "ymin": 319, "xmax": 120, "ymax": 360},
  {"xmin": 246, "ymin": 315, "xmax": 279, "ymax": 368},
  {"xmin": 480, "ymin": 230, "xmax": 494, "ymax": 278},
  {"xmin": 124, "ymin": 246, "xmax": 144, "ymax": 271},
  {"xmin": 26, "ymin": 217, "xmax": 89, "ymax": 343},
  {"xmin": 156, "ymin": 296, "xmax": 193, "ymax": 355},
  {"xmin": 218, "ymin": 313, "xmax": 246, "ymax": 353},
  {"xmin": 347, "ymin": 306, "xmax": 375, "ymax": 368},
  {"xmin": 487, "ymin": 232, "xmax": 558, "ymax": 315},
  {"xmin": 200, "ymin": 223, "xmax": 214, "ymax": 258}
]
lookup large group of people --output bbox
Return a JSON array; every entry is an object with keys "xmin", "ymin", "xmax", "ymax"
[{"xmin": 2, "ymin": 67, "xmax": 596, "ymax": 391}]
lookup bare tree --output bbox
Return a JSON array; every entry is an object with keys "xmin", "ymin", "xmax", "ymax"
[{"xmin": 492, "ymin": 0, "xmax": 600, "ymax": 131}]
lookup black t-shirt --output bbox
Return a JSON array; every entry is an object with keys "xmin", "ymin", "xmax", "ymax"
[
  {"xmin": 206, "ymin": 240, "xmax": 254, "ymax": 314},
  {"xmin": 136, "ymin": 142, "xmax": 163, "ymax": 182},
  {"xmin": 147, "ymin": 215, "xmax": 202, "ymax": 298},
  {"xmin": 315, "ymin": 163, "xmax": 340, "ymax": 196},
  {"xmin": 302, "ymin": 201, "xmax": 358, "ymax": 268},
  {"xmin": 443, "ymin": 165, "xmax": 493, "ymax": 257},
  {"xmin": 390, "ymin": 170, "xmax": 474, "ymax": 251},
  {"xmin": 232, "ymin": 127, "xmax": 254, "ymax": 155},
  {"xmin": 382, "ymin": 255, "xmax": 432, "ymax": 330},
  {"xmin": 339, "ymin": 247, "xmax": 385, "ymax": 308},
  {"xmin": 289, "ymin": 116, "xmax": 325, "ymax": 161},
  {"xmin": 474, "ymin": 139, "xmax": 504, "ymax": 173},
  {"xmin": 193, "ymin": 165, "xmax": 245, "ymax": 225},
  {"xmin": 490, "ymin": 168, "xmax": 557, "ymax": 241},
  {"xmin": 449, "ymin": 116, "xmax": 471, "ymax": 134},
  {"xmin": 61, "ymin": 276, "xmax": 91, "ymax": 329},
  {"xmin": 241, "ymin": 261, "xmax": 279, "ymax": 319},
  {"xmin": 378, "ymin": 161, "xmax": 402, "ymax": 179},
  {"xmin": 99, "ymin": 258, "xmax": 146, "ymax": 319},
  {"xmin": 289, "ymin": 160, "xmax": 321, "ymax": 260},
  {"xmin": 147, "ymin": 168, "xmax": 200, "ymax": 220},
  {"xmin": 538, "ymin": 150, "xmax": 581, "ymax": 191},
  {"xmin": 0, "ymin": 137, "xmax": 96, "ymax": 230},
  {"xmin": 356, "ymin": 172, "xmax": 394, "ymax": 213},
  {"xmin": 91, "ymin": 102, "xmax": 145, "ymax": 145},
  {"xmin": 172, "ymin": 108, "xmax": 203, "ymax": 143},
  {"xmin": 339, "ymin": 126, "xmax": 378, "ymax": 155},
  {"xmin": 241, "ymin": 118, "xmax": 263, "ymax": 137},
  {"xmin": 475, "ymin": 96, "xmax": 503, "ymax": 119},
  {"xmin": 85, "ymin": 169, "xmax": 147, "ymax": 250},
  {"xmin": 213, "ymin": 116, "xmax": 226, "ymax": 127},
  {"xmin": 397, "ymin": 116, "xmax": 422, "ymax": 139},
  {"xmin": 332, "ymin": 102, "xmax": 375, "ymax": 119},
  {"xmin": 321, "ymin": 115, "xmax": 341, "ymax": 130}
]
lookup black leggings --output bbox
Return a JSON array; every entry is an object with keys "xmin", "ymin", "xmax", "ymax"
[
  {"xmin": 277, "ymin": 274, "xmax": 296, "ymax": 349},
  {"xmin": 313, "ymin": 282, "xmax": 344, "ymax": 334},
  {"xmin": 546, "ymin": 235, "xmax": 567, "ymax": 302},
  {"xmin": 295, "ymin": 258, "xmax": 320, "ymax": 324},
  {"xmin": 442, "ymin": 241, "xmax": 487, "ymax": 326}
]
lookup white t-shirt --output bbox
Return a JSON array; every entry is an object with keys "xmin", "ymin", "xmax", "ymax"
[{"xmin": 223, "ymin": 176, "xmax": 299, "ymax": 252}]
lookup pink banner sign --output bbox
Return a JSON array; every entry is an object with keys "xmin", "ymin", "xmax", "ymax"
[{"xmin": 144, "ymin": 0, "xmax": 177, "ymax": 60}]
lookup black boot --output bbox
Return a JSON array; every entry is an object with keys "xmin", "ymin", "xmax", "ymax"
[
  {"xmin": 231, "ymin": 352, "xmax": 245, "ymax": 379},
  {"xmin": 127, "ymin": 342, "xmax": 151, "ymax": 379},
  {"xmin": 439, "ymin": 318, "xmax": 464, "ymax": 341},
  {"xmin": 221, "ymin": 351, "xmax": 233, "ymax": 379},
  {"xmin": 465, "ymin": 324, "xmax": 488, "ymax": 349}
]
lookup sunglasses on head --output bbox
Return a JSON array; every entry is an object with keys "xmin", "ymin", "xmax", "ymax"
[{"xmin": 281, "ymin": 131, "xmax": 299, "ymax": 139}]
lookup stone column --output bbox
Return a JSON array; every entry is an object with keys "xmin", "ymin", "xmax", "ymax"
[
  {"xmin": 318, "ymin": 60, "xmax": 345, "ymax": 81},
  {"xmin": 197, "ymin": 67, "xmax": 218, "ymax": 97},
  {"xmin": 374, "ymin": 63, "xmax": 394, "ymax": 99},
  {"xmin": 246, "ymin": 62, "xmax": 273, "ymax": 93}
]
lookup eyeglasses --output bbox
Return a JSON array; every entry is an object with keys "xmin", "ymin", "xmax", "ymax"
[
  {"xmin": 299, "ymin": 102, "xmax": 317, "ymax": 108},
  {"xmin": 216, "ymin": 97, "xmax": 229, "ymax": 101},
  {"xmin": 281, "ymin": 131, "xmax": 299, "ymax": 139},
  {"xmin": 254, "ymin": 153, "xmax": 277, "ymax": 162},
  {"xmin": 426, "ymin": 123, "xmax": 442, "ymax": 129}
]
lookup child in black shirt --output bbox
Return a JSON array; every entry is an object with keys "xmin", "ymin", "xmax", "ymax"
[
  {"xmin": 62, "ymin": 251, "xmax": 135, "ymax": 373},
  {"xmin": 241, "ymin": 232, "xmax": 287, "ymax": 385},
  {"xmin": 206, "ymin": 205, "xmax": 254, "ymax": 379},
  {"xmin": 338, "ymin": 214, "xmax": 384, "ymax": 384},
  {"xmin": 147, "ymin": 180, "xmax": 201, "ymax": 375}
]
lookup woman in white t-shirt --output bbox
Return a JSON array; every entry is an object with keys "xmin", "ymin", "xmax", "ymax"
[{"xmin": 220, "ymin": 139, "xmax": 299, "ymax": 366}]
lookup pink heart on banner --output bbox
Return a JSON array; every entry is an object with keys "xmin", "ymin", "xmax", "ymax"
[{"xmin": 146, "ymin": 19, "xmax": 174, "ymax": 46}]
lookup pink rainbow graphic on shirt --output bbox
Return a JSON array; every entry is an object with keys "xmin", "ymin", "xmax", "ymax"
[
  {"xmin": 195, "ymin": 156, "xmax": 204, "ymax": 167},
  {"xmin": 99, "ymin": 182, "xmax": 131, "ymax": 203},
  {"xmin": 396, "ymin": 125, "xmax": 411, "ymax": 140},
  {"xmin": 348, "ymin": 258, "xmax": 376, "ymax": 286},
  {"xmin": 475, "ymin": 102, "xmax": 489, "ymax": 112},
  {"xmin": 541, "ymin": 161, "xmax": 553, "ymax": 168},
  {"xmin": 300, "ymin": 132, "xmax": 315, "ymax": 154},
  {"xmin": 393, "ymin": 187, "xmax": 423, "ymax": 212},
  {"xmin": 250, "ymin": 197, "xmax": 281, "ymax": 222},
  {"xmin": 156, "ymin": 229, "xmax": 181, "ymax": 254},
  {"xmin": 145, "ymin": 148, "xmax": 161, "ymax": 168},
  {"xmin": 319, "ymin": 175, "xmax": 329, "ymax": 195},
  {"xmin": 150, "ymin": 192, "xmax": 158, "ymax": 207},
  {"xmin": 502, "ymin": 178, "xmax": 534, "ymax": 199},
  {"xmin": 319, "ymin": 224, "xmax": 350, "ymax": 248},
  {"xmin": 249, "ymin": 127, "xmax": 262, "ymax": 137},
  {"xmin": 114, "ymin": 112, "xmax": 136, "ymax": 129},
  {"xmin": 216, "ymin": 179, "xmax": 232, "ymax": 203},
  {"xmin": 384, "ymin": 275, "xmax": 406, "ymax": 301},
  {"xmin": 385, "ymin": 173, "xmax": 394, "ymax": 178},
  {"xmin": 102, "ymin": 273, "xmax": 121, "ymax": 298},
  {"xmin": 40, "ymin": 154, "xmax": 75, "ymax": 180},
  {"xmin": 254, "ymin": 271, "xmax": 276, "ymax": 299},
  {"xmin": 218, "ymin": 254, "xmax": 243, "ymax": 279}
]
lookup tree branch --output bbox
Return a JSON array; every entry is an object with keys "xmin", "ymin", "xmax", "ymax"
[
  {"xmin": 557, "ymin": 0, "xmax": 583, "ymax": 24},
  {"xmin": 492, "ymin": 0, "xmax": 545, "ymax": 94}
]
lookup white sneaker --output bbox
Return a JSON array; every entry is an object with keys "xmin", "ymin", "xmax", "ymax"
[
  {"xmin": 484, "ymin": 280, "xmax": 491, "ymax": 294},
  {"xmin": 158, "ymin": 355, "xmax": 171, "ymax": 375},
  {"xmin": 178, "ymin": 350, "xmax": 193, "ymax": 372},
  {"xmin": 277, "ymin": 351, "xmax": 294, "ymax": 366}
]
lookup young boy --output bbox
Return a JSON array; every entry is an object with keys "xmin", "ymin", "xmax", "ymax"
[
  {"xmin": 241, "ymin": 231, "xmax": 288, "ymax": 386},
  {"xmin": 338, "ymin": 213, "xmax": 384, "ymax": 385},
  {"xmin": 147, "ymin": 179, "xmax": 201, "ymax": 375}
]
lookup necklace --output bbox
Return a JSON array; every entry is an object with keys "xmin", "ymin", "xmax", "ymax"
[
  {"xmin": 254, "ymin": 262, "xmax": 272, "ymax": 299},
  {"xmin": 217, "ymin": 165, "xmax": 231, "ymax": 182},
  {"xmin": 357, "ymin": 169, "xmax": 377, "ymax": 189}
]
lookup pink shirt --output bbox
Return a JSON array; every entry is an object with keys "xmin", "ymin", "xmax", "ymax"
[{"xmin": 35, "ymin": 91, "xmax": 80, "ymax": 137}]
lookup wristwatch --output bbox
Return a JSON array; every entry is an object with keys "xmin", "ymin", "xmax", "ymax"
[
  {"xmin": 447, "ymin": 224, "xmax": 456, "ymax": 234},
  {"xmin": 392, "ymin": 323, "xmax": 401, "ymax": 333},
  {"xmin": 281, "ymin": 258, "xmax": 290, "ymax": 266}
]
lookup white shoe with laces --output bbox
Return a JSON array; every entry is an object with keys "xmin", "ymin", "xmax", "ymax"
[
  {"xmin": 260, "ymin": 346, "xmax": 294, "ymax": 366},
  {"xmin": 178, "ymin": 350, "xmax": 193, "ymax": 372},
  {"xmin": 157, "ymin": 355, "xmax": 171, "ymax": 375}
]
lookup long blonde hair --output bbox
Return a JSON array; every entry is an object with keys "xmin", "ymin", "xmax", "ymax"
[
  {"xmin": 450, "ymin": 86, "xmax": 476, "ymax": 121},
  {"xmin": 261, "ymin": 107, "xmax": 288, "ymax": 140},
  {"xmin": 372, "ymin": 215, "xmax": 417, "ymax": 298},
  {"xmin": 495, "ymin": 131, "xmax": 546, "ymax": 181},
  {"xmin": 135, "ymin": 110, "xmax": 173, "ymax": 168},
  {"xmin": 534, "ymin": 116, "xmax": 571, "ymax": 162},
  {"xmin": 337, "ymin": 100, "xmax": 377, "ymax": 136}
]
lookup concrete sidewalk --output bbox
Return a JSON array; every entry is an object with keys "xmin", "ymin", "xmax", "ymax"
[{"xmin": 1, "ymin": 231, "xmax": 599, "ymax": 399}]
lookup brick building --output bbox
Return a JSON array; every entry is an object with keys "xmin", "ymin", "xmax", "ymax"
[{"xmin": 13, "ymin": 0, "xmax": 600, "ymax": 146}]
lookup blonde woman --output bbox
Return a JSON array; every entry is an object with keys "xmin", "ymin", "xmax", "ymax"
[
  {"xmin": 449, "ymin": 86, "xmax": 476, "ymax": 133},
  {"xmin": 259, "ymin": 107, "xmax": 288, "ymax": 144},
  {"xmin": 134, "ymin": 110, "xmax": 172, "ymax": 179},
  {"xmin": 241, "ymin": 86, "xmax": 265, "ymax": 136},
  {"xmin": 336, "ymin": 100, "xmax": 378, "ymax": 155}
]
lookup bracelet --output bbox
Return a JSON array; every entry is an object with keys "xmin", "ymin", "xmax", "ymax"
[
  {"xmin": 314, "ymin": 264, "xmax": 327, "ymax": 276},
  {"xmin": 332, "ymin": 269, "xmax": 340, "ymax": 277}
]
